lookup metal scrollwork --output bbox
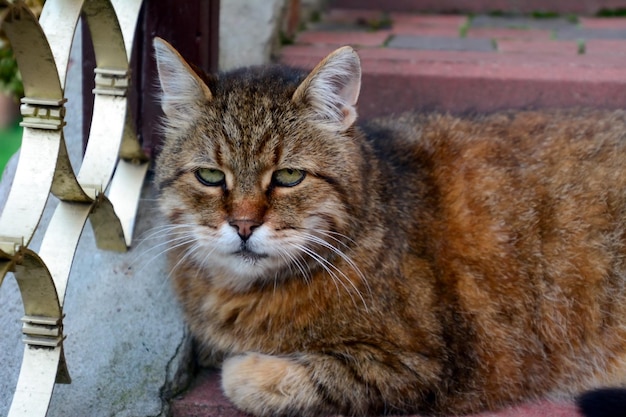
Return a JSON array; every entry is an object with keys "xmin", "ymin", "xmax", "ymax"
[{"xmin": 0, "ymin": 0, "xmax": 147, "ymax": 415}]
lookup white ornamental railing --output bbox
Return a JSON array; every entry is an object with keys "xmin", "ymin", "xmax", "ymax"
[{"xmin": 0, "ymin": 1, "xmax": 147, "ymax": 416}]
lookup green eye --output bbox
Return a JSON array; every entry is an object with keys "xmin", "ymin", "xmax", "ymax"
[
  {"xmin": 272, "ymin": 168, "xmax": 306, "ymax": 187},
  {"xmin": 195, "ymin": 168, "xmax": 225, "ymax": 186}
]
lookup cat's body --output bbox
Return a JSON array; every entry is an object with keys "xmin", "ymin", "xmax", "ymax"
[{"xmin": 153, "ymin": 39, "xmax": 626, "ymax": 416}]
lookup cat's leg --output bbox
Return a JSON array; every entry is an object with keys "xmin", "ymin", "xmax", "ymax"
[
  {"xmin": 221, "ymin": 351, "xmax": 434, "ymax": 416},
  {"xmin": 221, "ymin": 353, "xmax": 333, "ymax": 417}
]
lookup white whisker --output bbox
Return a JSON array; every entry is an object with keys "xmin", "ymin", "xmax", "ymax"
[
  {"xmin": 300, "ymin": 231, "xmax": 371, "ymax": 300},
  {"xmin": 289, "ymin": 242, "xmax": 343, "ymax": 299},
  {"xmin": 150, "ymin": 240, "xmax": 203, "ymax": 298},
  {"xmin": 290, "ymin": 241, "xmax": 369, "ymax": 311},
  {"xmin": 315, "ymin": 229, "xmax": 357, "ymax": 248},
  {"xmin": 278, "ymin": 246, "xmax": 312, "ymax": 284},
  {"xmin": 129, "ymin": 224, "xmax": 199, "ymax": 280},
  {"xmin": 136, "ymin": 224, "xmax": 196, "ymax": 245}
]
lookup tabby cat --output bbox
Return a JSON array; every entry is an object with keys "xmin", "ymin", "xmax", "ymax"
[{"xmin": 153, "ymin": 37, "xmax": 626, "ymax": 417}]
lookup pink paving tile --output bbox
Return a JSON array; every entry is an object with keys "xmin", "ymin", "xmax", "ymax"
[
  {"xmin": 391, "ymin": 24, "xmax": 462, "ymax": 37},
  {"xmin": 171, "ymin": 369, "xmax": 583, "ymax": 417},
  {"xmin": 497, "ymin": 39, "xmax": 580, "ymax": 55},
  {"xmin": 390, "ymin": 13, "xmax": 468, "ymax": 28},
  {"xmin": 388, "ymin": 35, "xmax": 494, "ymax": 51},
  {"xmin": 466, "ymin": 28, "xmax": 553, "ymax": 41},
  {"xmin": 324, "ymin": 8, "xmax": 387, "ymax": 24},
  {"xmin": 170, "ymin": 370, "xmax": 249, "ymax": 417},
  {"xmin": 296, "ymin": 30, "xmax": 391, "ymax": 47},
  {"xmin": 281, "ymin": 44, "xmax": 626, "ymax": 68},
  {"xmin": 467, "ymin": 401, "xmax": 581, "ymax": 417},
  {"xmin": 360, "ymin": 59, "xmax": 626, "ymax": 117},
  {"xmin": 333, "ymin": 0, "xmax": 626, "ymax": 15},
  {"xmin": 585, "ymin": 39, "xmax": 626, "ymax": 55},
  {"xmin": 579, "ymin": 17, "xmax": 626, "ymax": 30}
]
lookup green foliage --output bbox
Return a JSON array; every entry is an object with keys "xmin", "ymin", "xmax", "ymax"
[
  {"xmin": 0, "ymin": 45, "xmax": 23, "ymax": 98},
  {"xmin": 530, "ymin": 11, "xmax": 559, "ymax": 19},
  {"xmin": 279, "ymin": 30, "xmax": 295, "ymax": 46},
  {"xmin": 366, "ymin": 13, "xmax": 392, "ymax": 31},
  {"xmin": 459, "ymin": 20, "xmax": 470, "ymax": 38},
  {"xmin": 486, "ymin": 10, "xmax": 578, "ymax": 23},
  {"xmin": 309, "ymin": 10, "xmax": 321, "ymax": 23},
  {"xmin": 0, "ymin": 0, "xmax": 44, "ymax": 99},
  {"xmin": 596, "ymin": 8, "xmax": 626, "ymax": 17},
  {"xmin": 0, "ymin": 123, "xmax": 22, "ymax": 180}
]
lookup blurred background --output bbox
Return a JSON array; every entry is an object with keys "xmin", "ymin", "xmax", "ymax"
[{"xmin": 0, "ymin": 0, "xmax": 43, "ymax": 180}]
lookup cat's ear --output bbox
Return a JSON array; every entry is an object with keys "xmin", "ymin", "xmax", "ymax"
[
  {"xmin": 153, "ymin": 37, "xmax": 213, "ymax": 120},
  {"xmin": 292, "ymin": 46, "xmax": 361, "ymax": 131}
]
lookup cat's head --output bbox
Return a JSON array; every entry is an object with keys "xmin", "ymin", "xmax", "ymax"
[{"xmin": 153, "ymin": 38, "xmax": 366, "ymax": 291}]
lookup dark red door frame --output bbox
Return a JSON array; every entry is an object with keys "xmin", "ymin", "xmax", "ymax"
[{"xmin": 82, "ymin": 0, "xmax": 220, "ymax": 158}]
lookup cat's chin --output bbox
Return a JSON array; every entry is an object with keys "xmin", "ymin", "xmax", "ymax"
[
  {"xmin": 233, "ymin": 249, "xmax": 269, "ymax": 262},
  {"xmin": 198, "ymin": 250, "xmax": 286, "ymax": 292}
]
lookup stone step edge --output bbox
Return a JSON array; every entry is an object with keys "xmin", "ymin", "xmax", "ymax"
[
  {"xmin": 279, "ymin": 46, "xmax": 626, "ymax": 117},
  {"xmin": 331, "ymin": 0, "xmax": 626, "ymax": 15}
]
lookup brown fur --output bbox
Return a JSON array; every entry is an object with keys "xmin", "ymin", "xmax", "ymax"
[{"xmin": 153, "ymin": 38, "xmax": 626, "ymax": 416}]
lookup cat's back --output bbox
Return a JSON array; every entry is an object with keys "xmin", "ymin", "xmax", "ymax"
[
  {"xmin": 365, "ymin": 108, "xmax": 626, "ymax": 401},
  {"xmin": 366, "ymin": 109, "xmax": 626, "ymax": 177},
  {"xmin": 364, "ymin": 109, "xmax": 626, "ymax": 232},
  {"xmin": 363, "ymin": 108, "xmax": 626, "ymax": 259}
]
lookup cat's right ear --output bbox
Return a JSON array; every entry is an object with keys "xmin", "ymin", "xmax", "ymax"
[
  {"xmin": 292, "ymin": 46, "xmax": 361, "ymax": 132},
  {"xmin": 153, "ymin": 37, "xmax": 213, "ymax": 121}
]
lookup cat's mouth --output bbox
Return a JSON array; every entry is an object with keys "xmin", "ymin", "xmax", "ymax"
[{"xmin": 234, "ymin": 248, "xmax": 268, "ymax": 262}]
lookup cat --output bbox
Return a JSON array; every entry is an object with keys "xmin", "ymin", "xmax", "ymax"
[{"xmin": 152, "ymin": 37, "xmax": 626, "ymax": 417}]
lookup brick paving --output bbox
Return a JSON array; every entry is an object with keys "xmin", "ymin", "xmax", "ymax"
[
  {"xmin": 333, "ymin": 0, "xmax": 626, "ymax": 15},
  {"xmin": 279, "ymin": 7, "xmax": 626, "ymax": 118},
  {"xmin": 172, "ymin": 3, "xmax": 626, "ymax": 417}
]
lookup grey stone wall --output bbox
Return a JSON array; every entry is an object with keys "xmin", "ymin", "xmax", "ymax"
[{"xmin": 219, "ymin": 0, "xmax": 325, "ymax": 70}]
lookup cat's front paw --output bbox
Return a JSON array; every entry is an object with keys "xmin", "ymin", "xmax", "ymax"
[{"xmin": 221, "ymin": 352, "xmax": 327, "ymax": 417}]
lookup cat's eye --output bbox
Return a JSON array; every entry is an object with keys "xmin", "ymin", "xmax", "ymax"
[
  {"xmin": 272, "ymin": 168, "xmax": 306, "ymax": 187},
  {"xmin": 195, "ymin": 168, "xmax": 226, "ymax": 186}
]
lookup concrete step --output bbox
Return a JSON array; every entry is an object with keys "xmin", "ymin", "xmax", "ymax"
[
  {"xmin": 332, "ymin": 0, "xmax": 626, "ymax": 15},
  {"xmin": 170, "ymin": 370, "xmax": 248, "ymax": 417},
  {"xmin": 279, "ymin": 9, "xmax": 626, "ymax": 119}
]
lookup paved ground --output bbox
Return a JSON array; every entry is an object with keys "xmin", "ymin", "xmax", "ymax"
[
  {"xmin": 280, "ymin": 8, "xmax": 626, "ymax": 119},
  {"xmin": 172, "ymin": 4, "xmax": 626, "ymax": 417},
  {"xmin": 332, "ymin": 0, "xmax": 626, "ymax": 18}
]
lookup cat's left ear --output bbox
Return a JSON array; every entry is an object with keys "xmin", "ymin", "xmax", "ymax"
[
  {"xmin": 292, "ymin": 46, "xmax": 361, "ymax": 131},
  {"xmin": 153, "ymin": 37, "xmax": 213, "ymax": 121}
]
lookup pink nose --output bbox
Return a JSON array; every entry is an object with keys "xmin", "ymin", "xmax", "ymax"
[{"xmin": 228, "ymin": 219, "xmax": 262, "ymax": 241}]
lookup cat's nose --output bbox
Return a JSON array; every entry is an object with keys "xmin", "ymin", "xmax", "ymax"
[{"xmin": 229, "ymin": 219, "xmax": 262, "ymax": 241}]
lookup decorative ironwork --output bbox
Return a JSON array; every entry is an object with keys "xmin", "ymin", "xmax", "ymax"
[
  {"xmin": 0, "ymin": 1, "xmax": 147, "ymax": 416},
  {"xmin": 19, "ymin": 98, "xmax": 67, "ymax": 130}
]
